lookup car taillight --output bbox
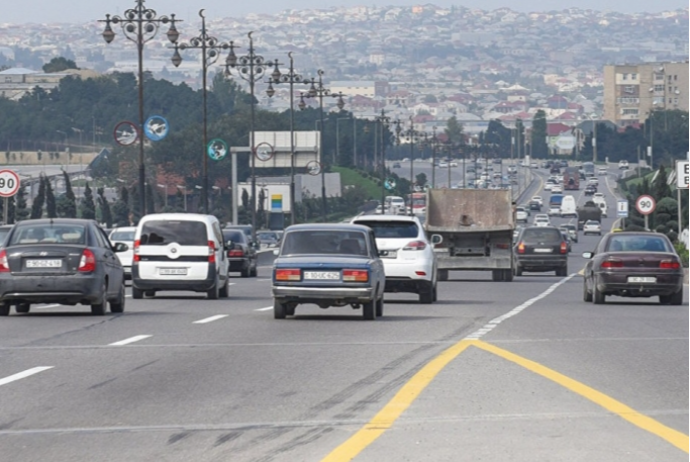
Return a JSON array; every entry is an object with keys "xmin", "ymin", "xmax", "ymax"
[
  {"xmin": 275, "ymin": 268, "xmax": 300, "ymax": 281},
  {"xmin": 0, "ymin": 249, "xmax": 9, "ymax": 272},
  {"xmin": 560, "ymin": 241, "xmax": 568, "ymax": 254},
  {"xmin": 208, "ymin": 241, "xmax": 216, "ymax": 263},
  {"xmin": 342, "ymin": 269, "xmax": 368, "ymax": 282},
  {"xmin": 601, "ymin": 259, "xmax": 623, "ymax": 269},
  {"xmin": 228, "ymin": 249, "xmax": 245, "ymax": 257},
  {"xmin": 659, "ymin": 260, "xmax": 680, "ymax": 269},
  {"xmin": 133, "ymin": 239, "xmax": 140, "ymax": 263},
  {"xmin": 517, "ymin": 242, "xmax": 525, "ymax": 254},
  {"xmin": 402, "ymin": 240, "xmax": 427, "ymax": 251},
  {"xmin": 496, "ymin": 243, "xmax": 510, "ymax": 249},
  {"xmin": 78, "ymin": 249, "xmax": 96, "ymax": 272}
]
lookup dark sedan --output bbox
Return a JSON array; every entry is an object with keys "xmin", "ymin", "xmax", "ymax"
[
  {"xmin": 271, "ymin": 224, "xmax": 385, "ymax": 320},
  {"xmin": 222, "ymin": 228, "xmax": 257, "ymax": 277},
  {"xmin": 0, "ymin": 219, "xmax": 128, "ymax": 316},
  {"xmin": 583, "ymin": 232, "xmax": 684, "ymax": 305},
  {"xmin": 513, "ymin": 226, "xmax": 569, "ymax": 276}
]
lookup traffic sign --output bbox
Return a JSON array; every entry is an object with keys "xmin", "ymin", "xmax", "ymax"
[
  {"xmin": 306, "ymin": 161, "xmax": 321, "ymax": 176},
  {"xmin": 207, "ymin": 138, "xmax": 228, "ymax": 161},
  {"xmin": 113, "ymin": 121, "xmax": 139, "ymax": 146},
  {"xmin": 676, "ymin": 160, "xmax": 689, "ymax": 189},
  {"xmin": 144, "ymin": 115, "xmax": 169, "ymax": 141},
  {"xmin": 384, "ymin": 178, "xmax": 396, "ymax": 190},
  {"xmin": 635, "ymin": 194, "xmax": 655, "ymax": 216},
  {"xmin": 0, "ymin": 170, "xmax": 20, "ymax": 198},
  {"xmin": 616, "ymin": 199, "xmax": 629, "ymax": 218},
  {"xmin": 254, "ymin": 142, "xmax": 274, "ymax": 162}
]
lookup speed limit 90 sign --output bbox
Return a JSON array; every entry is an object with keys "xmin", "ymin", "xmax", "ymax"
[
  {"xmin": 635, "ymin": 194, "xmax": 655, "ymax": 216},
  {"xmin": 0, "ymin": 170, "xmax": 20, "ymax": 198}
]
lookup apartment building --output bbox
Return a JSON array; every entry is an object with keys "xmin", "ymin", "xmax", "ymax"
[{"xmin": 603, "ymin": 61, "xmax": 689, "ymax": 126}]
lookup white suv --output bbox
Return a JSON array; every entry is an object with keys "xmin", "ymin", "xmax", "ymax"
[
  {"xmin": 132, "ymin": 213, "xmax": 230, "ymax": 299},
  {"xmin": 352, "ymin": 215, "xmax": 437, "ymax": 303}
]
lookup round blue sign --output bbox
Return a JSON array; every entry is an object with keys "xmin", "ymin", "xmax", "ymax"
[
  {"xmin": 207, "ymin": 138, "xmax": 228, "ymax": 161},
  {"xmin": 144, "ymin": 115, "xmax": 169, "ymax": 141},
  {"xmin": 384, "ymin": 178, "xmax": 397, "ymax": 190}
]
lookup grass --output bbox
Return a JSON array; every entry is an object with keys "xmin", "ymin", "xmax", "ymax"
[{"xmin": 331, "ymin": 166, "xmax": 383, "ymax": 200}]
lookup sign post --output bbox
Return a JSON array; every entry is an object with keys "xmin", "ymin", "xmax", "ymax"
[
  {"xmin": 0, "ymin": 169, "xmax": 21, "ymax": 224},
  {"xmin": 635, "ymin": 194, "xmax": 656, "ymax": 231},
  {"xmin": 677, "ymin": 160, "xmax": 689, "ymax": 238},
  {"xmin": 616, "ymin": 199, "xmax": 629, "ymax": 229}
]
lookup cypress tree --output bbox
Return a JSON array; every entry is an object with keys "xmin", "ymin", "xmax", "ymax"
[
  {"xmin": 14, "ymin": 185, "xmax": 28, "ymax": 223},
  {"xmin": 61, "ymin": 170, "xmax": 77, "ymax": 218},
  {"xmin": 79, "ymin": 182, "xmax": 96, "ymax": 219},
  {"xmin": 30, "ymin": 176, "xmax": 46, "ymax": 219},
  {"xmin": 45, "ymin": 177, "xmax": 57, "ymax": 218},
  {"xmin": 97, "ymin": 187, "xmax": 113, "ymax": 228}
]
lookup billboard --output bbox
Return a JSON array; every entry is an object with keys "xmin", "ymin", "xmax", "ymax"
[{"xmin": 251, "ymin": 131, "xmax": 320, "ymax": 169}]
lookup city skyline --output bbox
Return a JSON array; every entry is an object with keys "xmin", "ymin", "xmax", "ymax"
[{"xmin": 2, "ymin": 0, "xmax": 687, "ymax": 25}]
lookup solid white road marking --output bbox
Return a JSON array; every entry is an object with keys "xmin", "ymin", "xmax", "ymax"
[
  {"xmin": 255, "ymin": 306, "xmax": 273, "ymax": 311},
  {"xmin": 464, "ymin": 274, "xmax": 576, "ymax": 340},
  {"xmin": 193, "ymin": 315, "xmax": 229, "ymax": 324},
  {"xmin": 109, "ymin": 335, "xmax": 152, "ymax": 346},
  {"xmin": 0, "ymin": 367, "xmax": 53, "ymax": 387}
]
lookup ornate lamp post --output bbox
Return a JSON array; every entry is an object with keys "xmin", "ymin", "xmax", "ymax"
[
  {"xmin": 100, "ymin": 0, "xmax": 180, "ymax": 217},
  {"xmin": 224, "ymin": 32, "xmax": 280, "ymax": 240},
  {"xmin": 266, "ymin": 52, "xmax": 307, "ymax": 225},
  {"xmin": 400, "ymin": 116, "xmax": 422, "ymax": 215},
  {"xmin": 374, "ymin": 110, "xmax": 391, "ymax": 212},
  {"xmin": 298, "ymin": 70, "xmax": 345, "ymax": 222},
  {"xmin": 171, "ymin": 9, "xmax": 232, "ymax": 214}
]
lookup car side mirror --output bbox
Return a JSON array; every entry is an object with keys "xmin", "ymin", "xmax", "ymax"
[
  {"xmin": 430, "ymin": 234, "xmax": 443, "ymax": 245},
  {"xmin": 113, "ymin": 242, "xmax": 129, "ymax": 252},
  {"xmin": 582, "ymin": 252, "xmax": 594, "ymax": 259}
]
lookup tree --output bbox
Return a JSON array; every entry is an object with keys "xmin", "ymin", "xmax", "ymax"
[
  {"xmin": 79, "ymin": 182, "xmax": 96, "ymax": 219},
  {"xmin": 444, "ymin": 116, "xmax": 464, "ymax": 148},
  {"xmin": 57, "ymin": 170, "xmax": 77, "ymax": 218},
  {"xmin": 145, "ymin": 183, "xmax": 155, "ymax": 214},
  {"xmin": 30, "ymin": 176, "xmax": 46, "ymax": 219},
  {"xmin": 129, "ymin": 186, "xmax": 141, "ymax": 225},
  {"xmin": 97, "ymin": 187, "xmax": 113, "ymax": 228},
  {"xmin": 416, "ymin": 172, "xmax": 427, "ymax": 189},
  {"xmin": 531, "ymin": 110, "xmax": 549, "ymax": 158},
  {"xmin": 174, "ymin": 189, "xmax": 185, "ymax": 212},
  {"xmin": 45, "ymin": 177, "xmax": 57, "ymax": 218},
  {"xmin": 42, "ymin": 57, "xmax": 78, "ymax": 73},
  {"xmin": 14, "ymin": 185, "xmax": 28, "ymax": 223},
  {"xmin": 112, "ymin": 187, "xmax": 130, "ymax": 227}
]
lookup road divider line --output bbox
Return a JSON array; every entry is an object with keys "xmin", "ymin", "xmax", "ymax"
[
  {"xmin": 473, "ymin": 340, "xmax": 689, "ymax": 454},
  {"xmin": 0, "ymin": 367, "xmax": 53, "ymax": 387},
  {"xmin": 464, "ymin": 274, "xmax": 576, "ymax": 340},
  {"xmin": 255, "ymin": 306, "xmax": 273, "ymax": 311},
  {"xmin": 109, "ymin": 335, "xmax": 152, "ymax": 346},
  {"xmin": 320, "ymin": 340, "xmax": 475, "ymax": 462},
  {"xmin": 193, "ymin": 315, "xmax": 228, "ymax": 324}
]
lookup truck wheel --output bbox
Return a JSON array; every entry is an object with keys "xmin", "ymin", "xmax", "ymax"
[
  {"xmin": 583, "ymin": 278, "xmax": 592, "ymax": 302},
  {"xmin": 491, "ymin": 270, "xmax": 501, "ymax": 281},
  {"xmin": 514, "ymin": 265, "xmax": 523, "ymax": 277},
  {"xmin": 273, "ymin": 299, "xmax": 286, "ymax": 319},
  {"xmin": 438, "ymin": 269, "xmax": 449, "ymax": 281},
  {"xmin": 503, "ymin": 269, "xmax": 513, "ymax": 282},
  {"xmin": 15, "ymin": 303, "xmax": 30, "ymax": 314},
  {"xmin": 660, "ymin": 289, "xmax": 683, "ymax": 305},
  {"xmin": 362, "ymin": 300, "xmax": 376, "ymax": 320},
  {"xmin": 556, "ymin": 266, "xmax": 568, "ymax": 277},
  {"xmin": 432, "ymin": 284, "xmax": 438, "ymax": 301},
  {"xmin": 286, "ymin": 303, "xmax": 296, "ymax": 316}
]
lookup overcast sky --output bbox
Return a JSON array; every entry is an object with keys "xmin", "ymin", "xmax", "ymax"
[{"xmin": 3, "ymin": 0, "xmax": 686, "ymax": 24}]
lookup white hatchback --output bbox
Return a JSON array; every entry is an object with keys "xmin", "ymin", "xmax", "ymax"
[
  {"xmin": 132, "ymin": 213, "xmax": 230, "ymax": 299},
  {"xmin": 352, "ymin": 215, "xmax": 437, "ymax": 304},
  {"xmin": 533, "ymin": 214, "xmax": 551, "ymax": 227},
  {"xmin": 109, "ymin": 226, "xmax": 136, "ymax": 279}
]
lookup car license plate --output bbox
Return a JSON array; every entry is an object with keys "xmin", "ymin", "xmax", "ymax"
[
  {"xmin": 628, "ymin": 276, "xmax": 656, "ymax": 284},
  {"xmin": 303, "ymin": 271, "xmax": 340, "ymax": 280},
  {"xmin": 159, "ymin": 268, "xmax": 188, "ymax": 276},
  {"xmin": 534, "ymin": 248, "xmax": 553, "ymax": 253},
  {"xmin": 26, "ymin": 259, "xmax": 61, "ymax": 268},
  {"xmin": 380, "ymin": 250, "xmax": 397, "ymax": 259}
]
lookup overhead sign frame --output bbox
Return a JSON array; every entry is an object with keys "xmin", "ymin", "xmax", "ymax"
[{"xmin": 676, "ymin": 160, "xmax": 689, "ymax": 189}]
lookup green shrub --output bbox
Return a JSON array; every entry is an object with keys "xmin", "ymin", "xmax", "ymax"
[{"xmin": 674, "ymin": 242, "xmax": 688, "ymax": 268}]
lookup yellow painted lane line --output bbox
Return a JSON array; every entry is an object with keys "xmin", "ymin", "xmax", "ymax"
[
  {"xmin": 473, "ymin": 340, "xmax": 689, "ymax": 454},
  {"xmin": 320, "ymin": 339, "xmax": 475, "ymax": 462}
]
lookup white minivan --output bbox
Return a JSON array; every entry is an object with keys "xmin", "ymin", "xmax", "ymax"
[
  {"xmin": 559, "ymin": 195, "xmax": 578, "ymax": 218},
  {"xmin": 131, "ymin": 213, "xmax": 230, "ymax": 299}
]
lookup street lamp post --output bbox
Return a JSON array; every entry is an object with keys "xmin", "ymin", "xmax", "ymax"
[
  {"xmin": 401, "ymin": 116, "xmax": 421, "ymax": 214},
  {"xmin": 224, "ymin": 32, "xmax": 279, "ymax": 241},
  {"xmin": 374, "ymin": 110, "xmax": 391, "ymax": 214},
  {"xmin": 266, "ymin": 52, "xmax": 306, "ymax": 225},
  {"xmin": 299, "ymin": 70, "xmax": 345, "ymax": 222},
  {"xmin": 101, "ymin": 0, "xmax": 181, "ymax": 218},
  {"xmin": 176, "ymin": 185, "xmax": 187, "ymax": 211},
  {"xmin": 171, "ymin": 9, "xmax": 231, "ymax": 214}
]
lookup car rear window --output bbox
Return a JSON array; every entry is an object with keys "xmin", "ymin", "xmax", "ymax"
[
  {"xmin": 607, "ymin": 235, "xmax": 671, "ymax": 252},
  {"xmin": 521, "ymin": 228, "xmax": 562, "ymax": 244},
  {"xmin": 110, "ymin": 230, "xmax": 135, "ymax": 241},
  {"xmin": 282, "ymin": 230, "xmax": 368, "ymax": 256},
  {"xmin": 10, "ymin": 224, "xmax": 86, "ymax": 245},
  {"xmin": 353, "ymin": 220, "xmax": 418, "ymax": 239},
  {"xmin": 140, "ymin": 220, "xmax": 207, "ymax": 246},
  {"xmin": 222, "ymin": 230, "xmax": 245, "ymax": 243}
]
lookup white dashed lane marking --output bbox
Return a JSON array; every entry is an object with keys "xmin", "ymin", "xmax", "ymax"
[
  {"xmin": 193, "ymin": 315, "xmax": 229, "ymax": 324},
  {"xmin": 255, "ymin": 306, "xmax": 273, "ymax": 312},
  {"xmin": 0, "ymin": 367, "xmax": 53, "ymax": 387},
  {"xmin": 108, "ymin": 335, "xmax": 152, "ymax": 346}
]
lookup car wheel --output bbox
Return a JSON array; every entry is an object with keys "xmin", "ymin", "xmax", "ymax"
[
  {"xmin": 241, "ymin": 268, "xmax": 249, "ymax": 278},
  {"xmin": 375, "ymin": 296, "xmax": 384, "ymax": 317},
  {"xmin": 432, "ymin": 283, "xmax": 438, "ymax": 301},
  {"xmin": 219, "ymin": 276, "xmax": 229, "ymax": 298},
  {"xmin": 583, "ymin": 278, "xmax": 592, "ymax": 302},
  {"xmin": 250, "ymin": 266, "xmax": 258, "ymax": 277},
  {"xmin": 91, "ymin": 282, "xmax": 107, "ymax": 316},
  {"xmin": 556, "ymin": 266, "xmax": 568, "ymax": 277},
  {"xmin": 285, "ymin": 303, "xmax": 296, "ymax": 316},
  {"xmin": 0, "ymin": 303, "xmax": 9, "ymax": 316},
  {"xmin": 592, "ymin": 276, "xmax": 605, "ymax": 304},
  {"xmin": 273, "ymin": 299, "xmax": 286, "ymax": 319},
  {"xmin": 419, "ymin": 284, "xmax": 433, "ymax": 304},
  {"xmin": 438, "ymin": 269, "xmax": 448, "ymax": 281},
  {"xmin": 362, "ymin": 300, "xmax": 376, "ymax": 320},
  {"xmin": 660, "ymin": 289, "xmax": 684, "ymax": 305},
  {"xmin": 514, "ymin": 265, "xmax": 523, "ymax": 277},
  {"xmin": 110, "ymin": 282, "xmax": 126, "ymax": 313},
  {"xmin": 15, "ymin": 303, "xmax": 30, "ymax": 314},
  {"xmin": 144, "ymin": 290, "xmax": 156, "ymax": 298},
  {"xmin": 132, "ymin": 287, "xmax": 144, "ymax": 300},
  {"xmin": 207, "ymin": 278, "xmax": 219, "ymax": 300}
]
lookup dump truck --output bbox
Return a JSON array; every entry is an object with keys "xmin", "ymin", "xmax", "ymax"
[
  {"xmin": 576, "ymin": 200, "xmax": 603, "ymax": 230},
  {"xmin": 425, "ymin": 188, "xmax": 515, "ymax": 282}
]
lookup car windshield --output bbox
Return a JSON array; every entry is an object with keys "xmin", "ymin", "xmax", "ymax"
[
  {"xmin": 607, "ymin": 235, "xmax": 672, "ymax": 252},
  {"xmin": 110, "ymin": 230, "xmax": 135, "ymax": 241},
  {"xmin": 282, "ymin": 230, "xmax": 368, "ymax": 256},
  {"xmin": 140, "ymin": 220, "xmax": 207, "ymax": 246},
  {"xmin": 354, "ymin": 220, "xmax": 418, "ymax": 239},
  {"xmin": 10, "ymin": 224, "xmax": 86, "ymax": 245},
  {"xmin": 521, "ymin": 228, "xmax": 562, "ymax": 244}
]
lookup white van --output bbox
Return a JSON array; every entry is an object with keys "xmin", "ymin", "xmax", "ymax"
[
  {"xmin": 385, "ymin": 196, "xmax": 405, "ymax": 214},
  {"xmin": 132, "ymin": 213, "xmax": 230, "ymax": 299},
  {"xmin": 559, "ymin": 195, "xmax": 578, "ymax": 218}
]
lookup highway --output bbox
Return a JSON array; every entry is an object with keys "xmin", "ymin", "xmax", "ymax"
[{"xmin": 0, "ymin": 166, "xmax": 687, "ymax": 461}]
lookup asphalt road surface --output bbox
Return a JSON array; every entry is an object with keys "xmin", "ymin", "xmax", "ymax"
[{"xmin": 0, "ymin": 169, "xmax": 687, "ymax": 462}]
